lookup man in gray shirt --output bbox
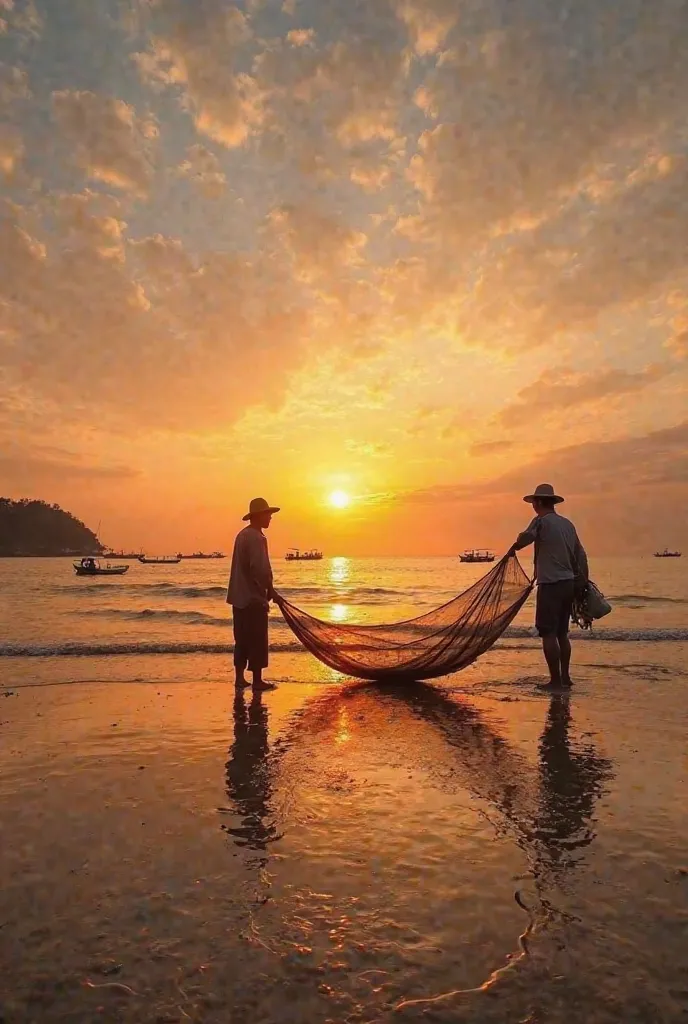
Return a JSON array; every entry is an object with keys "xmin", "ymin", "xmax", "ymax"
[
  {"xmin": 509, "ymin": 484, "xmax": 588, "ymax": 690},
  {"xmin": 227, "ymin": 497, "xmax": 280, "ymax": 691}
]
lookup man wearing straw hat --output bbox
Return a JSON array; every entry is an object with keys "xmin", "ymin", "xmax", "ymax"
[
  {"xmin": 227, "ymin": 497, "xmax": 280, "ymax": 691},
  {"xmin": 509, "ymin": 484, "xmax": 589, "ymax": 691}
]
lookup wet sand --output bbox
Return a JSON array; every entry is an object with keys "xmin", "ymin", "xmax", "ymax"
[{"xmin": 1, "ymin": 647, "xmax": 687, "ymax": 1023}]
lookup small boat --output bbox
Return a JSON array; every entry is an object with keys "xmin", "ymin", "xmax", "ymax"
[
  {"xmin": 74, "ymin": 558, "xmax": 129, "ymax": 576},
  {"xmin": 654, "ymin": 548, "xmax": 682, "ymax": 558},
  {"xmin": 101, "ymin": 550, "xmax": 142, "ymax": 560},
  {"xmin": 459, "ymin": 549, "xmax": 496, "ymax": 564},
  {"xmin": 285, "ymin": 548, "xmax": 323, "ymax": 561},
  {"xmin": 138, "ymin": 555, "xmax": 182, "ymax": 564},
  {"xmin": 176, "ymin": 551, "xmax": 226, "ymax": 560}
]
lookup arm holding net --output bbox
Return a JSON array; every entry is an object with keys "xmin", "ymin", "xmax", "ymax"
[{"xmin": 274, "ymin": 553, "xmax": 533, "ymax": 681}]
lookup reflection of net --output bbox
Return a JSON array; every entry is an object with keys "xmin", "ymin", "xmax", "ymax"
[{"xmin": 275, "ymin": 554, "xmax": 533, "ymax": 681}]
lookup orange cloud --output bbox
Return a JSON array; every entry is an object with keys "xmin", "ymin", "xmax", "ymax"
[
  {"xmin": 135, "ymin": 0, "xmax": 263, "ymax": 147},
  {"xmin": 52, "ymin": 90, "xmax": 156, "ymax": 194}
]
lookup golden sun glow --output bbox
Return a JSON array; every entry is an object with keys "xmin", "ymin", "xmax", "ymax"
[{"xmin": 328, "ymin": 489, "xmax": 351, "ymax": 509}]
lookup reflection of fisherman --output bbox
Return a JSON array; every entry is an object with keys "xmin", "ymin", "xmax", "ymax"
[
  {"xmin": 224, "ymin": 688, "xmax": 279, "ymax": 860},
  {"xmin": 532, "ymin": 695, "xmax": 613, "ymax": 892}
]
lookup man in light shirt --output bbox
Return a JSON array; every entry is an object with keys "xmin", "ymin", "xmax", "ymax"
[
  {"xmin": 227, "ymin": 497, "xmax": 280, "ymax": 691},
  {"xmin": 509, "ymin": 484, "xmax": 589, "ymax": 691}
]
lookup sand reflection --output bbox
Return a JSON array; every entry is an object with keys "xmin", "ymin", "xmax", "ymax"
[
  {"xmin": 222, "ymin": 681, "xmax": 614, "ymax": 907},
  {"xmin": 223, "ymin": 689, "xmax": 281, "ymax": 863}
]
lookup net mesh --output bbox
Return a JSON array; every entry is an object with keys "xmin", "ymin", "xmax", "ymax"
[{"xmin": 275, "ymin": 553, "xmax": 533, "ymax": 681}]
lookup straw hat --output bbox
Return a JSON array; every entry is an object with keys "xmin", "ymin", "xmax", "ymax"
[
  {"xmin": 523, "ymin": 483, "xmax": 564, "ymax": 505},
  {"xmin": 242, "ymin": 497, "xmax": 281, "ymax": 521}
]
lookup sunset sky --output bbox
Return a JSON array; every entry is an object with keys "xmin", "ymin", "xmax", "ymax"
[{"xmin": 1, "ymin": 0, "xmax": 687, "ymax": 555}]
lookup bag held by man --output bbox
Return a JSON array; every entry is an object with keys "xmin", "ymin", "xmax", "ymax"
[{"xmin": 572, "ymin": 580, "xmax": 612, "ymax": 630}]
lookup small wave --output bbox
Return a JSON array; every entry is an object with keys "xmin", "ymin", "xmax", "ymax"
[
  {"xmin": 503, "ymin": 626, "xmax": 688, "ymax": 642},
  {"xmin": 82, "ymin": 608, "xmax": 229, "ymax": 626},
  {"xmin": 0, "ymin": 641, "xmax": 303, "ymax": 658},
  {"xmin": 2, "ymin": 627, "xmax": 687, "ymax": 658},
  {"xmin": 58, "ymin": 582, "xmax": 227, "ymax": 598},
  {"xmin": 610, "ymin": 593, "xmax": 688, "ymax": 606}
]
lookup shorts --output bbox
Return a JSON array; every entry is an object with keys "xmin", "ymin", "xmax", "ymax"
[
  {"xmin": 232, "ymin": 603, "xmax": 269, "ymax": 671},
  {"xmin": 535, "ymin": 580, "xmax": 575, "ymax": 637}
]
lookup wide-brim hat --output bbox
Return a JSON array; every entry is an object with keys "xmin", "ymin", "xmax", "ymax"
[
  {"xmin": 523, "ymin": 483, "xmax": 564, "ymax": 504},
  {"xmin": 242, "ymin": 497, "xmax": 281, "ymax": 521}
]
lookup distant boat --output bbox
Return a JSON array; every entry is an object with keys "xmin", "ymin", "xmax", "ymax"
[
  {"xmin": 138, "ymin": 555, "xmax": 182, "ymax": 564},
  {"xmin": 654, "ymin": 548, "xmax": 682, "ymax": 558},
  {"xmin": 74, "ymin": 558, "xmax": 129, "ymax": 576},
  {"xmin": 459, "ymin": 549, "xmax": 496, "ymax": 564},
  {"xmin": 176, "ymin": 551, "xmax": 226, "ymax": 560},
  {"xmin": 102, "ymin": 550, "xmax": 142, "ymax": 560},
  {"xmin": 285, "ymin": 548, "xmax": 323, "ymax": 561}
]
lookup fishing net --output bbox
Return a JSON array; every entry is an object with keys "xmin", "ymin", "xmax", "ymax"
[{"xmin": 275, "ymin": 553, "xmax": 534, "ymax": 681}]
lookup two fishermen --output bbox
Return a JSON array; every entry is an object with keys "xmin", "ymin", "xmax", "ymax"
[{"xmin": 227, "ymin": 484, "xmax": 589, "ymax": 693}]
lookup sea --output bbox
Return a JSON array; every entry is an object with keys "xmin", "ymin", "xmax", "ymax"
[
  {"xmin": 0, "ymin": 554, "xmax": 686, "ymax": 687},
  {"xmin": 1, "ymin": 555, "xmax": 687, "ymax": 1023}
]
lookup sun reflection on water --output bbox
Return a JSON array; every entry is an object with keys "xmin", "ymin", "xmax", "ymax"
[
  {"xmin": 329, "ymin": 556, "xmax": 350, "ymax": 585},
  {"xmin": 330, "ymin": 603, "xmax": 349, "ymax": 622}
]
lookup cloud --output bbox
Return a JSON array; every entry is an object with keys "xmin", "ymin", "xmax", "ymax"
[
  {"xmin": 498, "ymin": 364, "xmax": 675, "ymax": 429},
  {"xmin": 0, "ymin": 443, "xmax": 140, "ymax": 481},
  {"xmin": 469, "ymin": 439, "xmax": 514, "ymax": 457},
  {"xmin": 461, "ymin": 153, "xmax": 688, "ymax": 352},
  {"xmin": 0, "ymin": 62, "xmax": 30, "ymax": 107},
  {"xmin": 176, "ymin": 142, "xmax": 227, "ymax": 198},
  {"xmin": 286, "ymin": 28, "xmax": 315, "ymax": 47},
  {"xmin": 405, "ymin": 420, "xmax": 688, "ymax": 505},
  {"xmin": 268, "ymin": 201, "xmax": 367, "ymax": 285},
  {"xmin": 135, "ymin": 0, "xmax": 262, "ymax": 147},
  {"xmin": 406, "ymin": 0, "xmax": 688, "ymax": 248},
  {"xmin": 0, "ymin": 0, "xmax": 41, "ymax": 39},
  {"xmin": 0, "ymin": 126, "xmax": 23, "ymax": 179},
  {"xmin": 0, "ymin": 195, "xmax": 312, "ymax": 431},
  {"xmin": 52, "ymin": 90, "xmax": 157, "ymax": 194},
  {"xmin": 392, "ymin": 0, "xmax": 459, "ymax": 55}
]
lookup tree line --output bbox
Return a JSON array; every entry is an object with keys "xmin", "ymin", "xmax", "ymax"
[{"xmin": 0, "ymin": 498, "xmax": 102, "ymax": 556}]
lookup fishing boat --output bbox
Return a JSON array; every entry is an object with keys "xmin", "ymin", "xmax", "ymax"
[
  {"xmin": 101, "ymin": 549, "xmax": 142, "ymax": 560},
  {"xmin": 654, "ymin": 548, "xmax": 682, "ymax": 558},
  {"xmin": 138, "ymin": 555, "xmax": 182, "ymax": 564},
  {"xmin": 74, "ymin": 558, "xmax": 129, "ymax": 576},
  {"xmin": 176, "ymin": 551, "xmax": 226, "ymax": 560},
  {"xmin": 285, "ymin": 548, "xmax": 323, "ymax": 561},
  {"xmin": 459, "ymin": 549, "xmax": 496, "ymax": 564}
]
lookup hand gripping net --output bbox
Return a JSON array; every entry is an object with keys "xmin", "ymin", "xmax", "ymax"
[{"xmin": 275, "ymin": 553, "xmax": 533, "ymax": 681}]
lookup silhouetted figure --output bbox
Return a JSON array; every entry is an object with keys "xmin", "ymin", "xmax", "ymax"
[
  {"xmin": 227, "ymin": 496, "xmax": 280, "ymax": 692},
  {"xmin": 223, "ymin": 688, "xmax": 280, "ymax": 863},
  {"xmin": 509, "ymin": 483, "xmax": 589, "ymax": 690}
]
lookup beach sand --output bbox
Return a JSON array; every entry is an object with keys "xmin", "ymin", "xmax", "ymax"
[{"xmin": 1, "ymin": 645, "xmax": 687, "ymax": 1023}]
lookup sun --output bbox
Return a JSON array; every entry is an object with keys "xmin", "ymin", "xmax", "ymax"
[{"xmin": 328, "ymin": 489, "xmax": 351, "ymax": 509}]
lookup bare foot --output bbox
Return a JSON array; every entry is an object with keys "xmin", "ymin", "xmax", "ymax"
[
  {"xmin": 537, "ymin": 680, "xmax": 563, "ymax": 691},
  {"xmin": 234, "ymin": 676, "xmax": 251, "ymax": 689},
  {"xmin": 253, "ymin": 680, "xmax": 277, "ymax": 691}
]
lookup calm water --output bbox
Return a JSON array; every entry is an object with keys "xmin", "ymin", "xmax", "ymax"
[
  {"xmin": 0, "ymin": 555, "xmax": 686, "ymax": 671},
  {"xmin": 1, "ymin": 556, "xmax": 687, "ymax": 1022}
]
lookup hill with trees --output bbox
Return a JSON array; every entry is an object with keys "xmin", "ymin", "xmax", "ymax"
[{"xmin": 0, "ymin": 499, "xmax": 103, "ymax": 556}]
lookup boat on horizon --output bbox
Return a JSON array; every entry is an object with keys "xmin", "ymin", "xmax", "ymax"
[
  {"xmin": 654, "ymin": 548, "xmax": 682, "ymax": 558},
  {"xmin": 74, "ymin": 558, "xmax": 129, "ymax": 576},
  {"xmin": 176, "ymin": 551, "xmax": 226, "ymax": 560},
  {"xmin": 285, "ymin": 548, "xmax": 323, "ymax": 561},
  {"xmin": 459, "ymin": 549, "xmax": 496, "ymax": 564},
  {"xmin": 138, "ymin": 554, "xmax": 182, "ymax": 565},
  {"xmin": 102, "ymin": 550, "xmax": 142, "ymax": 560}
]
